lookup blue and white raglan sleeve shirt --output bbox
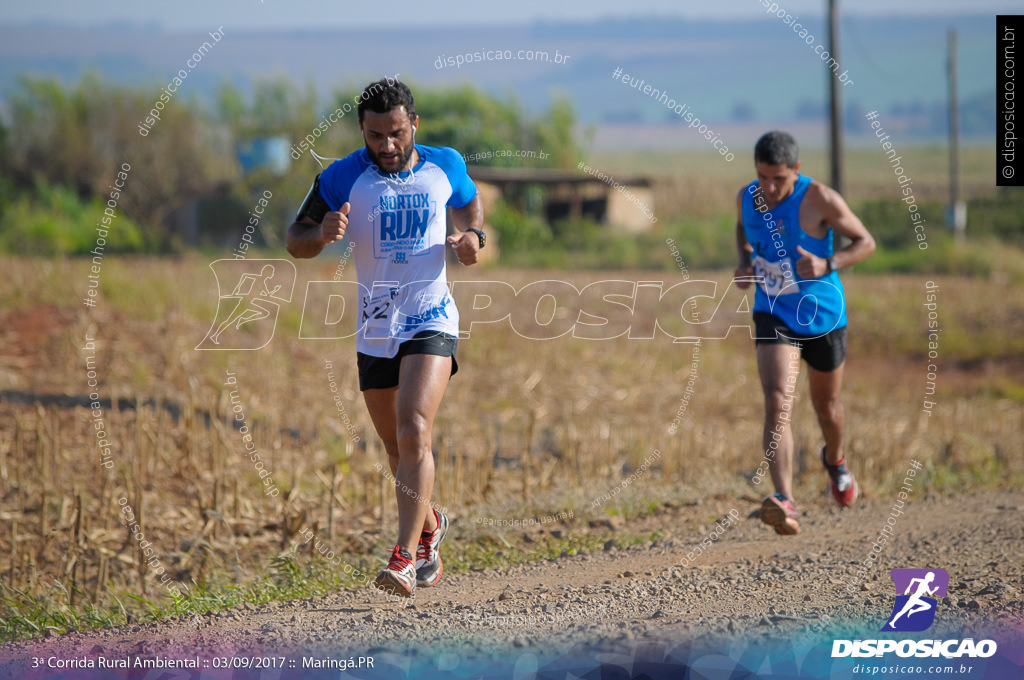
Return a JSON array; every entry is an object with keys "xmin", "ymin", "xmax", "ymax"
[{"xmin": 318, "ymin": 145, "xmax": 478, "ymax": 358}]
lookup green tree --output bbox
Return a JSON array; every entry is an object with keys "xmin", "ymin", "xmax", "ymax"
[
  {"xmin": 5, "ymin": 73, "xmax": 233, "ymax": 249},
  {"xmin": 404, "ymin": 84, "xmax": 579, "ymax": 168}
]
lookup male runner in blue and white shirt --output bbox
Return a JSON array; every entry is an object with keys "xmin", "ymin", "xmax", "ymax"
[
  {"xmin": 734, "ymin": 131, "xmax": 875, "ymax": 536},
  {"xmin": 288, "ymin": 79, "xmax": 485, "ymax": 596}
]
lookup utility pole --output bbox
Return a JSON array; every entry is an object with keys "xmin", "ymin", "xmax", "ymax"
[
  {"xmin": 948, "ymin": 28, "xmax": 967, "ymax": 240},
  {"xmin": 828, "ymin": 0, "xmax": 843, "ymax": 196}
]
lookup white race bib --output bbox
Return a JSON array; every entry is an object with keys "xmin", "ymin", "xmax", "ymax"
[
  {"xmin": 361, "ymin": 284, "xmax": 399, "ymax": 339},
  {"xmin": 753, "ymin": 256, "xmax": 798, "ymax": 296}
]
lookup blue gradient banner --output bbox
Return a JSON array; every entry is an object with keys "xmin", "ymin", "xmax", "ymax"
[{"xmin": 4, "ymin": 623, "xmax": 1022, "ymax": 680}]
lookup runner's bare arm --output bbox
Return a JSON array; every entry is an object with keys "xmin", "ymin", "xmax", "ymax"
[
  {"xmin": 446, "ymin": 194, "xmax": 484, "ymax": 266},
  {"xmin": 796, "ymin": 185, "xmax": 875, "ymax": 278},
  {"xmin": 734, "ymin": 189, "xmax": 754, "ymax": 289},
  {"xmin": 287, "ymin": 203, "xmax": 350, "ymax": 259}
]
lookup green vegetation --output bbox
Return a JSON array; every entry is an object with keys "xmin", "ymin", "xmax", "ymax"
[
  {"xmin": 550, "ymin": 147, "xmax": 1023, "ymax": 278},
  {"xmin": 0, "ymin": 69, "xmax": 1020, "ymax": 643},
  {"xmin": 0, "ymin": 184, "xmax": 149, "ymax": 256},
  {"xmin": 0, "ymin": 73, "xmax": 580, "ymax": 254},
  {"xmin": 489, "ymin": 201, "xmax": 675, "ymax": 270},
  {"xmin": 2, "ymin": 73, "xmax": 1018, "ymax": 282},
  {"xmin": 476, "ymin": 143, "xmax": 1022, "ymax": 275},
  {"xmin": 0, "ymin": 524, "xmax": 658, "ymax": 642}
]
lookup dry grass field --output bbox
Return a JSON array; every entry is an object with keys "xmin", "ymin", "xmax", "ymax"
[
  {"xmin": 593, "ymin": 146, "xmax": 999, "ymax": 223},
  {"xmin": 1, "ymin": 253, "xmax": 1021, "ymax": 640}
]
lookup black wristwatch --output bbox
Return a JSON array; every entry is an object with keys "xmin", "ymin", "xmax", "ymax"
[
  {"xmin": 826, "ymin": 256, "xmax": 837, "ymax": 274},
  {"xmin": 466, "ymin": 228, "xmax": 486, "ymax": 249}
]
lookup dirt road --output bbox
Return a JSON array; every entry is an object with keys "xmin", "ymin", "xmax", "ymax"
[{"xmin": 3, "ymin": 490, "xmax": 1023, "ymax": 679}]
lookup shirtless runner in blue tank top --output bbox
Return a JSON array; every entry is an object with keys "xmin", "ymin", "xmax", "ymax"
[{"xmin": 734, "ymin": 131, "xmax": 876, "ymax": 535}]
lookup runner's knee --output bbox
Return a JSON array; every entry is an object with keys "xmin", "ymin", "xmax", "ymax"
[
  {"xmin": 397, "ymin": 414, "xmax": 432, "ymax": 454},
  {"xmin": 764, "ymin": 389, "xmax": 793, "ymax": 419},
  {"xmin": 813, "ymin": 398, "xmax": 841, "ymax": 423}
]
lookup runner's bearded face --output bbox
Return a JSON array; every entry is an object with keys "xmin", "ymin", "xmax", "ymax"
[
  {"xmin": 754, "ymin": 161, "xmax": 800, "ymax": 206},
  {"xmin": 361, "ymin": 107, "xmax": 418, "ymax": 174}
]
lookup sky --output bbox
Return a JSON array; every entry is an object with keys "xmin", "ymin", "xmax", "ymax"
[{"xmin": 0, "ymin": 0, "xmax": 1020, "ymax": 31}]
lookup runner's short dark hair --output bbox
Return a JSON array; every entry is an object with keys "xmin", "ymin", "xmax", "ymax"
[
  {"xmin": 357, "ymin": 79, "xmax": 416, "ymax": 123},
  {"xmin": 754, "ymin": 131, "xmax": 799, "ymax": 167}
]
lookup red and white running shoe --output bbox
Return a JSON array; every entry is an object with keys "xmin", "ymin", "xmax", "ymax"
[
  {"xmin": 416, "ymin": 509, "xmax": 449, "ymax": 588},
  {"xmin": 761, "ymin": 493, "xmax": 801, "ymax": 535},
  {"xmin": 822, "ymin": 447, "xmax": 858, "ymax": 507},
  {"xmin": 374, "ymin": 545, "xmax": 416, "ymax": 598}
]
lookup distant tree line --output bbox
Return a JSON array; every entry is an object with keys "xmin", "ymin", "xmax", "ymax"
[{"xmin": 0, "ymin": 73, "xmax": 579, "ymax": 254}]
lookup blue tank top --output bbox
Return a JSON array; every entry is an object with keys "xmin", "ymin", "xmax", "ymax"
[{"xmin": 740, "ymin": 174, "xmax": 847, "ymax": 336}]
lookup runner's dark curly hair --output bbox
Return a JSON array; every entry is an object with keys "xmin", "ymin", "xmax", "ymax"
[{"xmin": 357, "ymin": 79, "xmax": 416, "ymax": 123}]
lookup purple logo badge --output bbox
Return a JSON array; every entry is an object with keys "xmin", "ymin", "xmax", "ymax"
[{"xmin": 881, "ymin": 568, "xmax": 949, "ymax": 632}]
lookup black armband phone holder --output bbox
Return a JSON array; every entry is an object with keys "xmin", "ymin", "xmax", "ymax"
[{"xmin": 295, "ymin": 173, "xmax": 331, "ymax": 223}]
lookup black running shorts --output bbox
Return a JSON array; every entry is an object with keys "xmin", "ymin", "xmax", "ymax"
[
  {"xmin": 356, "ymin": 331, "xmax": 459, "ymax": 391},
  {"xmin": 753, "ymin": 312, "xmax": 848, "ymax": 373}
]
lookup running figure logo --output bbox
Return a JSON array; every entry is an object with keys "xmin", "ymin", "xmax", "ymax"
[
  {"xmin": 881, "ymin": 568, "xmax": 949, "ymax": 632},
  {"xmin": 196, "ymin": 259, "xmax": 296, "ymax": 350}
]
